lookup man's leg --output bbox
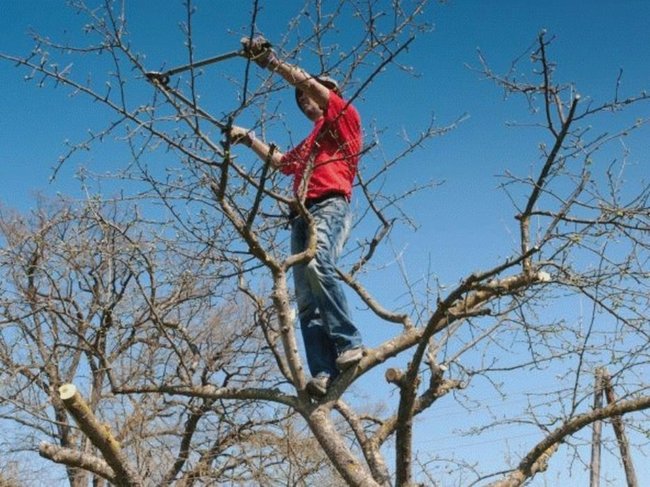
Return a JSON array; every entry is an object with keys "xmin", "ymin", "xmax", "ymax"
[
  {"xmin": 291, "ymin": 217, "xmax": 339, "ymax": 379},
  {"xmin": 305, "ymin": 197, "xmax": 362, "ymax": 354}
]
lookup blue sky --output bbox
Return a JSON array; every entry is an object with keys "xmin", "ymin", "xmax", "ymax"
[
  {"xmin": 1, "ymin": 1, "xmax": 649, "ymax": 485},
  {"xmin": 3, "ymin": 1, "xmax": 649, "ymax": 269}
]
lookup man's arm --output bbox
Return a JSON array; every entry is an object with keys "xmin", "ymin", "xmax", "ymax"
[
  {"xmin": 241, "ymin": 36, "xmax": 330, "ymax": 110},
  {"xmin": 270, "ymin": 60, "xmax": 330, "ymax": 110},
  {"xmin": 226, "ymin": 125, "xmax": 284, "ymax": 169}
]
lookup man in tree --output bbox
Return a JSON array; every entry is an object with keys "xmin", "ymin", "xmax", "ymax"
[{"xmin": 228, "ymin": 36, "xmax": 364, "ymax": 396}]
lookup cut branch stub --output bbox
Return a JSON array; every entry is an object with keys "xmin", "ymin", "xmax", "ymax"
[
  {"xmin": 58, "ymin": 384, "xmax": 143, "ymax": 487},
  {"xmin": 385, "ymin": 367, "xmax": 405, "ymax": 386}
]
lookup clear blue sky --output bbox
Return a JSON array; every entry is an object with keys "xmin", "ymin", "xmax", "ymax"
[{"xmin": 1, "ymin": 1, "xmax": 649, "ymax": 485}]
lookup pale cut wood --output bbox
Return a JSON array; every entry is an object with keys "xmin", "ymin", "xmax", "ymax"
[{"xmin": 59, "ymin": 383, "xmax": 77, "ymax": 400}]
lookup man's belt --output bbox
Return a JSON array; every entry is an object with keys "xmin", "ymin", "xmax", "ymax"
[
  {"xmin": 305, "ymin": 192, "xmax": 347, "ymax": 209},
  {"xmin": 288, "ymin": 192, "xmax": 348, "ymax": 220}
]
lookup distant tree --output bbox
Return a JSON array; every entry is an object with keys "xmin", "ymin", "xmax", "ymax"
[
  {"xmin": 1, "ymin": 1, "xmax": 648, "ymax": 486},
  {"xmin": 0, "ymin": 198, "xmax": 336, "ymax": 486}
]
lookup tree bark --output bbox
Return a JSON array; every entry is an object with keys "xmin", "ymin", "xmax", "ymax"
[
  {"xmin": 39, "ymin": 443, "xmax": 116, "ymax": 484},
  {"xmin": 307, "ymin": 407, "xmax": 382, "ymax": 487},
  {"xmin": 335, "ymin": 401, "xmax": 392, "ymax": 486}
]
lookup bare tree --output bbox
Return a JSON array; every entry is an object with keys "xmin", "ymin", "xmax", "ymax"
[
  {"xmin": 1, "ymin": 1, "xmax": 648, "ymax": 486},
  {"xmin": 0, "ymin": 198, "xmax": 333, "ymax": 486}
]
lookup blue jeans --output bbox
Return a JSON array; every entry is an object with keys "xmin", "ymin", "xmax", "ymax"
[{"xmin": 291, "ymin": 196, "xmax": 362, "ymax": 379}]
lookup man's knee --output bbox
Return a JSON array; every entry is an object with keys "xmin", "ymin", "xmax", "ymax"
[{"xmin": 305, "ymin": 253, "xmax": 335, "ymax": 281}]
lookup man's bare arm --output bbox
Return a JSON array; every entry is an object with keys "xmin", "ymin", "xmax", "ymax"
[{"xmin": 226, "ymin": 125, "xmax": 284, "ymax": 169}]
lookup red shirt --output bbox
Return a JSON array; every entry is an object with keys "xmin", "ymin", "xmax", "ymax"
[{"xmin": 280, "ymin": 91, "xmax": 362, "ymax": 201}]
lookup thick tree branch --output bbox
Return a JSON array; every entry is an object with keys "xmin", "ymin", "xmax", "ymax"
[
  {"xmin": 488, "ymin": 395, "xmax": 650, "ymax": 487},
  {"xmin": 335, "ymin": 401, "xmax": 391, "ymax": 486},
  {"xmin": 58, "ymin": 384, "xmax": 143, "ymax": 487},
  {"xmin": 114, "ymin": 383, "xmax": 300, "ymax": 410},
  {"xmin": 39, "ymin": 443, "xmax": 116, "ymax": 484}
]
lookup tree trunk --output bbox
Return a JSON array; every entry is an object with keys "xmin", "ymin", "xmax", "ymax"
[{"xmin": 308, "ymin": 408, "xmax": 381, "ymax": 487}]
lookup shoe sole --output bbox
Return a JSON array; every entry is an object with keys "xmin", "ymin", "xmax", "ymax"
[
  {"xmin": 306, "ymin": 380, "xmax": 329, "ymax": 397},
  {"xmin": 336, "ymin": 350, "xmax": 363, "ymax": 370}
]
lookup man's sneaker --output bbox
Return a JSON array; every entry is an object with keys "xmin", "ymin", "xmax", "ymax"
[
  {"xmin": 336, "ymin": 347, "xmax": 364, "ymax": 371},
  {"xmin": 306, "ymin": 375, "xmax": 331, "ymax": 397}
]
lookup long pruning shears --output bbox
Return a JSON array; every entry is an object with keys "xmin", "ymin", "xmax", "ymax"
[
  {"xmin": 144, "ymin": 39, "xmax": 272, "ymax": 133},
  {"xmin": 145, "ymin": 49, "xmax": 247, "ymax": 132},
  {"xmin": 145, "ymin": 49, "xmax": 244, "ymax": 87}
]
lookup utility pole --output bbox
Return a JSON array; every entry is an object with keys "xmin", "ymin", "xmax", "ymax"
[
  {"xmin": 601, "ymin": 370, "xmax": 639, "ymax": 487},
  {"xmin": 589, "ymin": 367, "xmax": 639, "ymax": 487},
  {"xmin": 589, "ymin": 367, "xmax": 604, "ymax": 487}
]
